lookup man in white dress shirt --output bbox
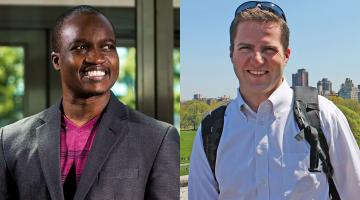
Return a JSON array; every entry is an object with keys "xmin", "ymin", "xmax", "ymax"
[{"xmin": 188, "ymin": 1, "xmax": 360, "ymax": 200}]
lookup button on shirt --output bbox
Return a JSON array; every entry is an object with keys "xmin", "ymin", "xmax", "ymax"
[{"xmin": 188, "ymin": 80, "xmax": 360, "ymax": 200}]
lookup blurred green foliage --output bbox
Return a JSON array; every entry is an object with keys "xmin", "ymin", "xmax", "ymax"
[
  {"xmin": 113, "ymin": 47, "xmax": 181, "ymax": 128},
  {"xmin": 174, "ymin": 48, "xmax": 180, "ymax": 129},
  {"xmin": 113, "ymin": 47, "xmax": 136, "ymax": 109},
  {"xmin": 0, "ymin": 47, "xmax": 24, "ymax": 127}
]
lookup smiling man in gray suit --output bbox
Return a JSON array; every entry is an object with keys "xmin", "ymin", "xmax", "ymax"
[{"xmin": 0, "ymin": 5, "xmax": 179, "ymax": 200}]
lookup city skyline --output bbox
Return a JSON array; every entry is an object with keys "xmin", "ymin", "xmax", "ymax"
[
  {"xmin": 182, "ymin": 72, "xmax": 360, "ymax": 101},
  {"xmin": 181, "ymin": 0, "xmax": 360, "ymax": 100}
]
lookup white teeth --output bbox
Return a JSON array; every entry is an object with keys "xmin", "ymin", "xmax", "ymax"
[
  {"xmin": 249, "ymin": 70, "xmax": 266, "ymax": 75},
  {"xmin": 86, "ymin": 70, "xmax": 105, "ymax": 77}
]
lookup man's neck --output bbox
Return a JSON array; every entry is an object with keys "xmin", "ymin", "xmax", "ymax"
[
  {"xmin": 239, "ymin": 89, "xmax": 272, "ymax": 112},
  {"xmin": 62, "ymin": 92, "xmax": 111, "ymax": 126},
  {"xmin": 239, "ymin": 79, "xmax": 284, "ymax": 112}
]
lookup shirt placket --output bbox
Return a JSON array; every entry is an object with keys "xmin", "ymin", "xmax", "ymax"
[{"xmin": 255, "ymin": 104, "xmax": 270, "ymax": 200}]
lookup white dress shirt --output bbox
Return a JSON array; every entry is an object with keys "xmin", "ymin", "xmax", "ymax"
[{"xmin": 188, "ymin": 80, "xmax": 360, "ymax": 200}]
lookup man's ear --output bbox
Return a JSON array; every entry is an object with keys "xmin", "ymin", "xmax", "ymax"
[
  {"xmin": 51, "ymin": 51, "xmax": 61, "ymax": 71},
  {"xmin": 284, "ymin": 47, "xmax": 291, "ymax": 63}
]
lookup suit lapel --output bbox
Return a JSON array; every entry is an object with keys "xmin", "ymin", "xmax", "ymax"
[
  {"xmin": 74, "ymin": 94, "xmax": 129, "ymax": 200},
  {"xmin": 37, "ymin": 103, "xmax": 64, "ymax": 200}
]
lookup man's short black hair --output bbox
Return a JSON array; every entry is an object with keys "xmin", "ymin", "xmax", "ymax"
[{"xmin": 51, "ymin": 5, "xmax": 116, "ymax": 52}]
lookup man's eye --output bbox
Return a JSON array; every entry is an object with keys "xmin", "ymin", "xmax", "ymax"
[
  {"xmin": 238, "ymin": 46, "xmax": 251, "ymax": 52},
  {"xmin": 263, "ymin": 47, "xmax": 277, "ymax": 54},
  {"xmin": 103, "ymin": 44, "xmax": 115, "ymax": 50},
  {"xmin": 74, "ymin": 45, "xmax": 87, "ymax": 50},
  {"xmin": 76, "ymin": 45, "xmax": 86, "ymax": 50}
]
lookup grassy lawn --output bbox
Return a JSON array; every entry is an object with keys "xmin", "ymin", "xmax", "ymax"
[{"xmin": 180, "ymin": 130, "xmax": 196, "ymax": 176}]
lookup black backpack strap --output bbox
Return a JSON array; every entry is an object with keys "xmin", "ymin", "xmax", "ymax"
[
  {"xmin": 201, "ymin": 103, "xmax": 228, "ymax": 192},
  {"xmin": 293, "ymin": 86, "xmax": 340, "ymax": 200}
]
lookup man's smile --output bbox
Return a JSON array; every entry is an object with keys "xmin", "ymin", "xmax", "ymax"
[
  {"xmin": 81, "ymin": 66, "xmax": 110, "ymax": 81},
  {"xmin": 85, "ymin": 70, "xmax": 105, "ymax": 77},
  {"xmin": 247, "ymin": 70, "xmax": 268, "ymax": 76}
]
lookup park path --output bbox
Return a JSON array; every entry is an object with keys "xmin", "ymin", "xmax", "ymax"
[{"xmin": 180, "ymin": 175, "xmax": 188, "ymax": 200}]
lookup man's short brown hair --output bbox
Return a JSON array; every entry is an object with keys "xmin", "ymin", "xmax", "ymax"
[{"xmin": 229, "ymin": 7, "xmax": 289, "ymax": 57}]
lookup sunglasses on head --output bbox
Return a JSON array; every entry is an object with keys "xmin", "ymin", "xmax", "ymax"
[{"xmin": 235, "ymin": 1, "xmax": 287, "ymax": 22}]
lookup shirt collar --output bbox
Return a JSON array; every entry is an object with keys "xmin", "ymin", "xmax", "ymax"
[
  {"xmin": 235, "ymin": 87, "xmax": 257, "ymax": 119},
  {"xmin": 234, "ymin": 78, "xmax": 293, "ymax": 114},
  {"xmin": 268, "ymin": 78, "xmax": 293, "ymax": 113},
  {"xmin": 62, "ymin": 115, "xmax": 101, "ymax": 130},
  {"xmin": 235, "ymin": 88, "xmax": 246, "ymax": 110}
]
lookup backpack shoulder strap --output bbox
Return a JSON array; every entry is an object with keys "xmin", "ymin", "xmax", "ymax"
[
  {"xmin": 293, "ymin": 86, "xmax": 340, "ymax": 200},
  {"xmin": 201, "ymin": 103, "xmax": 228, "ymax": 187}
]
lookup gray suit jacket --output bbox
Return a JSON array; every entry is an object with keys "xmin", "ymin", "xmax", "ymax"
[{"xmin": 0, "ymin": 94, "xmax": 179, "ymax": 200}]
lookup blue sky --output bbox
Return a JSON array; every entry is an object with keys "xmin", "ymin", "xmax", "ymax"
[{"xmin": 181, "ymin": 0, "xmax": 360, "ymax": 100}]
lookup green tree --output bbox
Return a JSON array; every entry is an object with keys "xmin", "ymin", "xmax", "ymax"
[
  {"xmin": 114, "ymin": 47, "xmax": 136, "ymax": 108},
  {"xmin": 329, "ymin": 96, "xmax": 360, "ymax": 146},
  {"xmin": 335, "ymin": 105, "xmax": 360, "ymax": 145},
  {"xmin": 0, "ymin": 47, "xmax": 24, "ymax": 127},
  {"xmin": 181, "ymin": 100, "xmax": 209, "ymax": 130},
  {"xmin": 329, "ymin": 96, "xmax": 360, "ymax": 114},
  {"xmin": 173, "ymin": 48, "xmax": 180, "ymax": 128}
]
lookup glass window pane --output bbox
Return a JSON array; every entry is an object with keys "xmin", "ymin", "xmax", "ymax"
[
  {"xmin": 0, "ymin": 46, "xmax": 24, "ymax": 127},
  {"xmin": 174, "ymin": 48, "xmax": 180, "ymax": 129},
  {"xmin": 112, "ymin": 47, "xmax": 136, "ymax": 109}
]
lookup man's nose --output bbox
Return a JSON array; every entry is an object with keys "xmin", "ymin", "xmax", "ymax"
[
  {"xmin": 250, "ymin": 51, "xmax": 264, "ymax": 65},
  {"xmin": 85, "ymin": 49, "xmax": 105, "ymax": 64}
]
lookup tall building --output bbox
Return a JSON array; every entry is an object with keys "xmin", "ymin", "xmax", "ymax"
[
  {"xmin": 292, "ymin": 68, "xmax": 308, "ymax": 87},
  {"xmin": 193, "ymin": 94, "xmax": 203, "ymax": 100},
  {"xmin": 338, "ymin": 78, "xmax": 359, "ymax": 100},
  {"xmin": 317, "ymin": 78, "xmax": 333, "ymax": 96}
]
